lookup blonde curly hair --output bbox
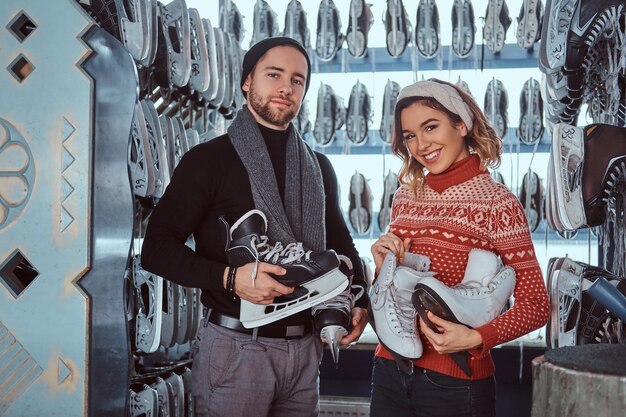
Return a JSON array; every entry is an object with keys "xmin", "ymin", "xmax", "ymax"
[{"xmin": 391, "ymin": 79, "xmax": 503, "ymax": 193}]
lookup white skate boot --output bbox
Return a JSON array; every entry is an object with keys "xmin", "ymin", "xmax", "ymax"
[
  {"xmin": 412, "ymin": 249, "xmax": 515, "ymax": 330},
  {"xmin": 412, "ymin": 249, "xmax": 516, "ymax": 375},
  {"xmin": 368, "ymin": 252, "xmax": 433, "ymax": 361},
  {"xmin": 220, "ymin": 210, "xmax": 349, "ymax": 328}
]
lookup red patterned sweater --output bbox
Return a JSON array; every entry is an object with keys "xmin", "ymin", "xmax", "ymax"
[{"xmin": 374, "ymin": 155, "xmax": 550, "ymax": 379}]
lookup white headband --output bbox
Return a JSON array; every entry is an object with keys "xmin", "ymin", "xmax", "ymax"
[{"xmin": 396, "ymin": 80, "xmax": 474, "ymax": 131}]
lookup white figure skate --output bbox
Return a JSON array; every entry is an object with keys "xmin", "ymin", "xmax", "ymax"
[{"xmin": 368, "ymin": 251, "xmax": 433, "ymax": 360}]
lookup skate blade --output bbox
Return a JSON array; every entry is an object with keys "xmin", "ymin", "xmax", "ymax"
[
  {"xmin": 321, "ymin": 325, "xmax": 348, "ymax": 367},
  {"xmin": 240, "ymin": 269, "xmax": 349, "ymax": 328},
  {"xmin": 133, "ymin": 258, "xmax": 164, "ymax": 354},
  {"xmin": 551, "ymin": 123, "xmax": 585, "ymax": 230},
  {"xmin": 548, "ymin": 258, "xmax": 582, "ymax": 348}
]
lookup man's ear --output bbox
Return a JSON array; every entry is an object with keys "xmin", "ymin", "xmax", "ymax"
[{"xmin": 242, "ymin": 74, "xmax": 252, "ymax": 93}]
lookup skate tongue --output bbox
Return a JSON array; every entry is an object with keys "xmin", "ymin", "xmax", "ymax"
[{"xmin": 230, "ymin": 210, "xmax": 267, "ymax": 239}]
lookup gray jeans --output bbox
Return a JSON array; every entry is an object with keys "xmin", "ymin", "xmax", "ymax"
[{"xmin": 191, "ymin": 318, "xmax": 323, "ymax": 417}]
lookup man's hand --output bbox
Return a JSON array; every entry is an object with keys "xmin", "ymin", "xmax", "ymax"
[
  {"xmin": 231, "ymin": 262, "xmax": 294, "ymax": 304},
  {"xmin": 339, "ymin": 307, "xmax": 369, "ymax": 346},
  {"xmin": 418, "ymin": 311, "xmax": 483, "ymax": 354}
]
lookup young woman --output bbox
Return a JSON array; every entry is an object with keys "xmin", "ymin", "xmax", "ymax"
[{"xmin": 369, "ymin": 79, "xmax": 550, "ymax": 417}]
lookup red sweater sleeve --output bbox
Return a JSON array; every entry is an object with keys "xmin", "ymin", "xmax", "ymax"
[{"xmin": 471, "ymin": 192, "xmax": 550, "ymax": 357}]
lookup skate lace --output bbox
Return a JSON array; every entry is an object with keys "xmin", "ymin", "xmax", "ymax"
[
  {"xmin": 311, "ymin": 285, "xmax": 365, "ymax": 314},
  {"xmin": 454, "ymin": 280, "xmax": 487, "ymax": 296},
  {"xmin": 253, "ymin": 235, "xmax": 312, "ymax": 265},
  {"xmin": 389, "ymin": 288, "xmax": 417, "ymax": 334}
]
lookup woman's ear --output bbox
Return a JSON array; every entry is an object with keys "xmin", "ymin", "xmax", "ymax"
[{"xmin": 457, "ymin": 122, "xmax": 468, "ymax": 137}]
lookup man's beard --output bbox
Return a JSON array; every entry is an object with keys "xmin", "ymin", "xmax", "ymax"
[{"xmin": 247, "ymin": 88, "xmax": 298, "ymax": 127}]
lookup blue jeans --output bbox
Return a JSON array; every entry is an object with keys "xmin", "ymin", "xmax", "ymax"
[{"xmin": 370, "ymin": 357, "xmax": 496, "ymax": 417}]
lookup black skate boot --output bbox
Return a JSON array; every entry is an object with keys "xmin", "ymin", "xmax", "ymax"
[
  {"xmin": 346, "ymin": 0, "xmax": 374, "ymax": 58},
  {"xmin": 312, "ymin": 255, "xmax": 364, "ymax": 367},
  {"xmin": 518, "ymin": 169, "xmax": 543, "ymax": 233},
  {"xmin": 550, "ymin": 123, "xmax": 626, "ymax": 230},
  {"xmin": 379, "ymin": 79, "xmax": 401, "ymax": 144},
  {"xmin": 451, "ymin": 0, "xmax": 476, "ymax": 58},
  {"xmin": 346, "ymin": 81, "xmax": 372, "ymax": 145},
  {"xmin": 283, "ymin": 0, "xmax": 311, "ymax": 48},
  {"xmin": 415, "ymin": 0, "xmax": 441, "ymax": 59},
  {"xmin": 348, "ymin": 172, "xmax": 373, "ymax": 234},
  {"xmin": 315, "ymin": 0, "xmax": 344, "ymax": 61},
  {"xmin": 384, "ymin": 0, "xmax": 411, "ymax": 57},
  {"xmin": 483, "ymin": 0, "xmax": 512, "ymax": 54},
  {"xmin": 250, "ymin": 0, "xmax": 280, "ymax": 47},
  {"xmin": 220, "ymin": 209, "xmax": 348, "ymax": 328}
]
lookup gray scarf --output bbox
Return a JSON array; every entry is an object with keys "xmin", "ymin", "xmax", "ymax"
[{"xmin": 228, "ymin": 106, "xmax": 326, "ymax": 252}]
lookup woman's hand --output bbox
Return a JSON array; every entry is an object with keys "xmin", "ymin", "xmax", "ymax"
[
  {"xmin": 371, "ymin": 232, "xmax": 411, "ymax": 274},
  {"xmin": 419, "ymin": 311, "xmax": 483, "ymax": 354}
]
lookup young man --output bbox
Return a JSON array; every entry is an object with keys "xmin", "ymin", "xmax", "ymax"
[{"xmin": 141, "ymin": 37, "xmax": 369, "ymax": 417}]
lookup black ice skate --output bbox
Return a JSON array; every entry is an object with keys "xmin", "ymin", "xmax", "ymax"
[
  {"xmin": 348, "ymin": 171, "xmax": 373, "ymax": 234},
  {"xmin": 208, "ymin": 27, "xmax": 227, "ymax": 110},
  {"xmin": 547, "ymin": 257, "xmax": 625, "ymax": 348},
  {"xmin": 200, "ymin": 17, "xmax": 220, "ymax": 103},
  {"xmin": 313, "ymin": 82, "xmax": 346, "ymax": 146},
  {"xmin": 219, "ymin": 0, "xmax": 245, "ymax": 46},
  {"xmin": 484, "ymin": 77, "xmax": 509, "ymax": 139},
  {"xmin": 516, "ymin": 0, "xmax": 543, "ymax": 50},
  {"xmin": 131, "ymin": 256, "xmax": 163, "ymax": 354},
  {"xmin": 550, "ymin": 123, "xmax": 626, "ymax": 230},
  {"xmin": 312, "ymin": 255, "xmax": 364, "ymax": 367},
  {"xmin": 315, "ymin": 0, "xmax": 344, "ymax": 61},
  {"xmin": 379, "ymin": 79, "xmax": 401, "ymax": 144},
  {"xmin": 563, "ymin": 0, "xmax": 625, "ymax": 101},
  {"xmin": 483, "ymin": 0, "xmax": 512, "ymax": 54},
  {"xmin": 153, "ymin": 0, "xmax": 191, "ymax": 88},
  {"xmin": 346, "ymin": 0, "xmax": 374, "ymax": 58},
  {"xmin": 294, "ymin": 99, "xmax": 312, "ymax": 136},
  {"xmin": 518, "ymin": 169, "xmax": 543, "ymax": 233},
  {"xmin": 219, "ymin": 33, "xmax": 236, "ymax": 116},
  {"xmin": 130, "ymin": 384, "xmax": 158, "ymax": 417},
  {"xmin": 346, "ymin": 81, "xmax": 372, "ymax": 145},
  {"xmin": 517, "ymin": 77, "xmax": 544, "ymax": 146},
  {"xmin": 283, "ymin": 0, "xmax": 310, "ymax": 48},
  {"xmin": 187, "ymin": 8, "xmax": 210, "ymax": 94},
  {"xmin": 378, "ymin": 170, "xmax": 399, "ymax": 232},
  {"xmin": 115, "ymin": 0, "xmax": 152, "ymax": 63},
  {"xmin": 384, "ymin": 0, "xmax": 411, "ymax": 57},
  {"xmin": 451, "ymin": 0, "xmax": 476, "ymax": 59},
  {"xmin": 250, "ymin": 0, "xmax": 280, "ymax": 48},
  {"xmin": 220, "ymin": 209, "xmax": 349, "ymax": 328},
  {"xmin": 415, "ymin": 0, "xmax": 441, "ymax": 59},
  {"xmin": 129, "ymin": 101, "xmax": 156, "ymax": 198}
]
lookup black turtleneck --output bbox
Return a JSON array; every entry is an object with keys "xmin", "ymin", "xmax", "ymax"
[
  {"xmin": 142, "ymin": 126, "xmax": 367, "ymax": 325},
  {"xmin": 259, "ymin": 123, "xmax": 288, "ymax": 203}
]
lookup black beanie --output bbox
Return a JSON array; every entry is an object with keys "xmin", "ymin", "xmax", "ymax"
[{"xmin": 240, "ymin": 37, "xmax": 311, "ymax": 98}]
